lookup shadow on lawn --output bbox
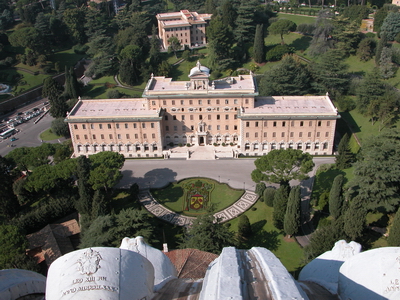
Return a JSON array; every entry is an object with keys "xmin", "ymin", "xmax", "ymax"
[
  {"xmin": 289, "ymin": 35, "xmax": 312, "ymax": 52},
  {"xmin": 340, "ymin": 111, "xmax": 361, "ymax": 133},
  {"xmin": 240, "ymin": 220, "xmax": 281, "ymax": 251}
]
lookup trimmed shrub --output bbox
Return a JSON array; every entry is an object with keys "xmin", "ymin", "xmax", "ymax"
[
  {"xmin": 255, "ymin": 182, "xmax": 266, "ymax": 197},
  {"xmin": 263, "ymin": 187, "xmax": 276, "ymax": 207},
  {"xmin": 265, "ymin": 44, "xmax": 293, "ymax": 61}
]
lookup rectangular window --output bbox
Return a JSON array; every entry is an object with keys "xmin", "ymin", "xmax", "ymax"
[
  {"xmin": 264, "ymin": 132, "xmax": 267, "ymax": 137},
  {"xmin": 142, "ymin": 123, "xmax": 145, "ymax": 128},
  {"xmin": 109, "ymin": 134, "xmax": 113, "ymax": 139},
  {"xmin": 255, "ymin": 121, "xmax": 258, "ymax": 127},
  {"xmin": 118, "ymin": 134, "xmax": 121, "ymax": 139},
  {"xmin": 82, "ymin": 124, "xmax": 86, "ymax": 129},
  {"xmin": 207, "ymin": 100, "xmax": 211, "ymax": 104},
  {"xmin": 308, "ymin": 132, "xmax": 312, "ymax": 137},
  {"xmin": 133, "ymin": 123, "xmax": 137, "ymax": 129},
  {"xmin": 208, "ymin": 125, "xmax": 212, "ymax": 130},
  {"xmin": 199, "ymin": 115, "xmax": 202, "ymax": 120},
  {"xmin": 327, "ymin": 121, "xmax": 331, "ymax": 126},
  {"xmin": 181, "ymin": 100, "xmax": 184, "ymax": 105},
  {"xmin": 255, "ymin": 132, "xmax": 258, "ymax": 138},
  {"xmin": 245, "ymin": 99, "xmax": 249, "ymax": 104},
  {"xmin": 309, "ymin": 121, "xmax": 312, "ymax": 126},
  {"xmin": 246, "ymin": 132, "xmax": 249, "ymax": 138},
  {"xmin": 246, "ymin": 122, "xmax": 249, "ymax": 127},
  {"xmin": 152, "ymin": 101, "xmax": 156, "ymax": 106},
  {"xmin": 273, "ymin": 132, "xmax": 276, "ymax": 137},
  {"xmin": 234, "ymin": 115, "xmax": 237, "ymax": 119},
  {"xmin": 282, "ymin": 122, "xmax": 286, "ymax": 127},
  {"xmin": 225, "ymin": 125, "xmax": 229, "ymax": 130},
  {"xmin": 166, "ymin": 126, "xmax": 169, "ymax": 131},
  {"xmin": 198, "ymin": 100, "xmax": 202, "ymax": 105},
  {"xmin": 74, "ymin": 125, "xmax": 78, "ymax": 129},
  {"xmin": 318, "ymin": 121, "xmax": 322, "ymax": 126},
  {"xmin": 76, "ymin": 135, "xmax": 80, "ymax": 140},
  {"xmin": 90, "ymin": 124, "xmax": 94, "ymax": 129},
  {"xmin": 290, "ymin": 132, "xmax": 294, "ymax": 137},
  {"xmin": 173, "ymin": 116, "xmax": 177, "ymax": 120},
  {"xmin": 225, "ymin": 115, "xmax": 229, "ymax": 120},
  {"xmin": 116, "ymin": 124, "xmax": 119, "ymax": 129},
  {"xmin": 152, "ymin": 133, "xmax": 155, "ymax": 138},
  {"xmin": 84, "ymin": 134, "xmax": 88, "ymax": 139},
  {"xmin": 264, "ymin": 121, "xmax": 267, "ymax": 127},
  {"xmin": 225, "ymin": 99, "xmax": 229, "ymax": 104},
  {"xmin": 190, "ymin": 115, "xmax": 194, "ymax": 120},
  {"xmin": 163, "ymin": 100, "xmax": 167, "ymax": 105},
  {"xmin": 182, "ymin": 115, "xmax": 185, "ymax": 121},
  {"xmin": 101, "ymin": 134, "xmax": 104, "ymax": 139},
  {"xmin": 273, "ymin": 122, "xmax": 277, "ymax": 127},
  {"xmin": 174, "ymin": 126, "xmax": 177, "ymax": 131},
  {"xmin": 300, "ymin": 121, "xmax": 304, "ymax": 127},
  {"xmin": 208, "ymin": 115, "xmax": 211, "ymax": 120},
  {"xmin": 125, "ymin": 123, "xmax": 128, "ymax": 129},
  {"xmin": 189, "ymin": 100, "xmax": 193, "ymax": 105},
  {"xmin": 299, "ymin": 132, "xmax": 303, "ymax": 138},
  {"xmin": 191, "ymin": 125, "xmax": 194, "ymax": 130},
  {"xmin": 126, "ymin": 134, "xmax": 130, "ymax": 139},
  {"xmin": 183, "ymin": 126, "xmax": 186, "ymax": 131},
  {"xmin": 234, "ymin": 99, "xmax": 238, "ymax": 104},
  {"xmin": 135, "ymin": 134, "xmax": 138, "ymax": 139},
  {"xmin": 108, "ymin": 124, "xmax": 111, "ymax": 129},
  {"xmin": 291, "ymin": 121, "xmax": 294, "ymax": 126},
  {"xmin": 165, "ymin": 116, "xmax": 168, "ymax": 120},
  {"xmin": 217, "ymin": 125, "xmax": 220, "ymax": 130},
  {"xmin": 234, "ymin": 125, "xmax": 237, "ymax": 130},
  {"xmin": 281, "ymin": 132, "xmax": 285, "ymax": 137},
  {"xmin": 325, "ymin": 132, "xmax": 329, "ymax": 137},
  {"xmin": 217, "ymin": 115, "xmax": 220, "ymax": 120},
  {"xmin": 143, "ymin": 134, "xmax": 147, "ymax": 139},
  {"xmin": 317, "ymin": 132, "xmax": 320, "ymax": 137},
  {"xmin": 216, "ymin": 100, "xmax": 220, "ymax": 104},
  {"xmin": 172, "ymin": 100, "xmax": 175, "ymax": 105},
  {"xmin": 93, "ymin": 134, "xmax": 96, "ymax": 139}
]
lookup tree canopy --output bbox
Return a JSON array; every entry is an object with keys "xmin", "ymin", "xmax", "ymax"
[
  {"xmin": 268, "ymin": 19, "xmax": 296, "ymax": 44},
  {"xmin": 252, "ymin": 149, "xmax": 314, "ymax": 185}
]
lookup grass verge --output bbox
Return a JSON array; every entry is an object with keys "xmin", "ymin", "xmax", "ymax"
[{"xmin": 40, "ymin": 128, "xmax": 61, "ymax": 141}]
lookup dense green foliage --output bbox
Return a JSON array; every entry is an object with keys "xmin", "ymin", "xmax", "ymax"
[
  {"xmin": 179, "ymin": 214, "xmax": 236, "ymax": 254},
  {"xmin": 253, "ymin": 24, "xmax": 265, "ymax": 64},
  {"xmin": 238, "ymin": 214, "xmax": 252, "ymax": 244},
  {"xmin": 388, "ymin": 208, "xmax": 400, "ymax": 246},
  {"xmin": 343, "ymin": 196, "xmax": 366, "ymax": 241},
  {"xmin": 268, "ymin": 19, "xmax": 296, "ymax": 44},
  {"xmin": 335, "ymin": 133, "xmax": 353, "ymax": 169},
  {"xmin": 263, "ymin": 187, "xmax": 276, "ymax": 207}
]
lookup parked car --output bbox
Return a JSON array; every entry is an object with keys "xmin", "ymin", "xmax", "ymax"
[{"xmin": 10, "ymin": 137, "xmax": 17, "ymax": 142}]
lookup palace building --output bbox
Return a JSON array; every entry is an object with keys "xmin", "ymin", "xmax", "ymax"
[
  {"xmin": 156, "ymin": 10, "xmax": 212, "ymax": 49},
  {"xmin": 66, "ymin": 62, "xmax": 339, "ymax": 159}
]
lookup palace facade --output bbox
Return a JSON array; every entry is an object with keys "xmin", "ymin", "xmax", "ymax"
[
  {"xmin": 156, "ymin": 10, "xmax": 212, "ymax": 49},
  {"xmin": 66, "ymin": 62, "xmax": 339, "ymax": 158}
]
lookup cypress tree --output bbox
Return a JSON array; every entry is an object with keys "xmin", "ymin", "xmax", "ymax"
[
  {"xmin": 149, "ymin": 25, "xmax": 161, "ymax": 71},
  {"xmin": 91, "ymin": 189, "xmax": 109, "ymax": 219},
  {"xmin": 335, "ymin": 133, "xmax": 353, "ymax": 169},
  {"xmin": 375, "ymin": 31, "xmax": 388, "ymax": 66},
  {"xmin": 343, "ymin": 196, "xmax": 366, "ymax": 241},
  {"xmin": 75, "ymin": 155, "xmax": 93, "ymax": 216},
  {"xmin": 329, "ymin": 174, "xmax": 344, "ymax": 219},
  {"xmin": 253, "ymin": 24, "xmax": 265, "ymax": 64},
  {"xmin": 238, "ymin": 214, "xmax": 252, "ymax": 244},
  {"xmin": 388, "ymin": 207, "xmax": 400, "ymax": 246},
  {"xmin": 284, "ymin": 185, "xmax": 301, "ymax": 237},
  {"xmin": 263, "ymin": 187, "xmax": 276, "ymax": 207},
  {"xmin": 273, "ymin": 184, "xmax": 290, "ymax": 230}
]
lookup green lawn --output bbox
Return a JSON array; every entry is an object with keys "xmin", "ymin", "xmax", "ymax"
[
  {"xmin": 40, "ymin": 128, "xmax": 61, "ymax": 141},
  {"xmin": 277, "ymin": 13, "xmax": 317, "ymax": 25},
  {"xmin": 151, "ymin": 178, "xmax": 244, "ymax": 216},
  {"xmin": 48, "ymin": 49, "xmax": 87, "ymax": 70},
  {"xmin": 228, "ymin": 200, "xmax": 304, "ymax": 274}
]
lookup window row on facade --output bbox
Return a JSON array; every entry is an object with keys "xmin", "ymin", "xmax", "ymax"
[
  {"xmin": 154, "ymin": 99, "xmax": 248, "ymax": 106},
  {"xmin": 244, "ymin": 131, "xmax": 330, "ymax": 138},
  {"xmin": 76, "ymin": 143, "xmax": 160, "ymax": 157},
  {"xmin": 76, "ymin": 133, "xmax": 157, "ymax": 140},
  {"xmin": 165, "ymin": 114, "xmax": 238, "ymax": 121},
  {"xmin": 73, "ymin": 122, "xmax": 156, "ymax": 130},
  {"xmin": 243, "ymin": 141, "xmax": 329, "ymax": 151},
  {"xmin": 245, "ymin": 120, "xmax": 331, "ymax": 128},
  {"xmin": 166, "ymin": 124, "xmax": 239, "ymax": 131}
]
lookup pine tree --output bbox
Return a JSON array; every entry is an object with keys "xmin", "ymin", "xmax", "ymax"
[
  {"xmin": 263, "ymin": 187, "xmax": 276, "ymax": 207},
  {"xmin": 204, "ymin": 0, "xmax": 217, "ymax": 15},
  {"xmin": 273, "ymin": 184, "xmax": 290, "ymax": 230},
  {"xmin": 91, "ymin": 189, "xmax": 109, "ymax": 219},
  {"xmin": 149, "ymin": 25, "xmax": 161, "ymax": 71},
  {"xmin": 379, "ymin": 47, "xmax": 396, "ymax": 79},
  {"xmin": 253, "ymin": 24, "xmax": 265, "ymax": 64},
  {"xmin": 329, "ymin": 174, "xmax": 344, "ymax": 219},
  {"xmin": 343, "ymin": 196, "xmax": 366, "ymax": 241},
  {"xmin": 64, "ymin": 66, "xmax": 80, "ymax": 100},
  {"xmin": 388, "ymin": 207, "xmax": 400, "ymax": 246},
  {"xmin": 234, "ymin": 0, "xmax": 258, "ymax": 47},
  {"xmin": 43, "ymin": 77, "xmax": 68, "ymax": 118},
  {"xmin": 220, "ymin": 0, "xmax": 237, "ymax": 29},
  {"xmin": 284, "ymin": 185, "xmax": 301, "ymax": 237},
  {"xmin": 335, "ymin": 133, "xmax": 353, "ymax": 169}
]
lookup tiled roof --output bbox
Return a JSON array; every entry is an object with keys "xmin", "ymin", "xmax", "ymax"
[{"xmin": 164, "ymin": 249, "xmax": 218, "ymax": 279}]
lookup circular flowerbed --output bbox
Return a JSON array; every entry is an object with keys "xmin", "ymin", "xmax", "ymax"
[{"xmin": 151, "ymin": 178, "xmax": 244, "ymax": 216}]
